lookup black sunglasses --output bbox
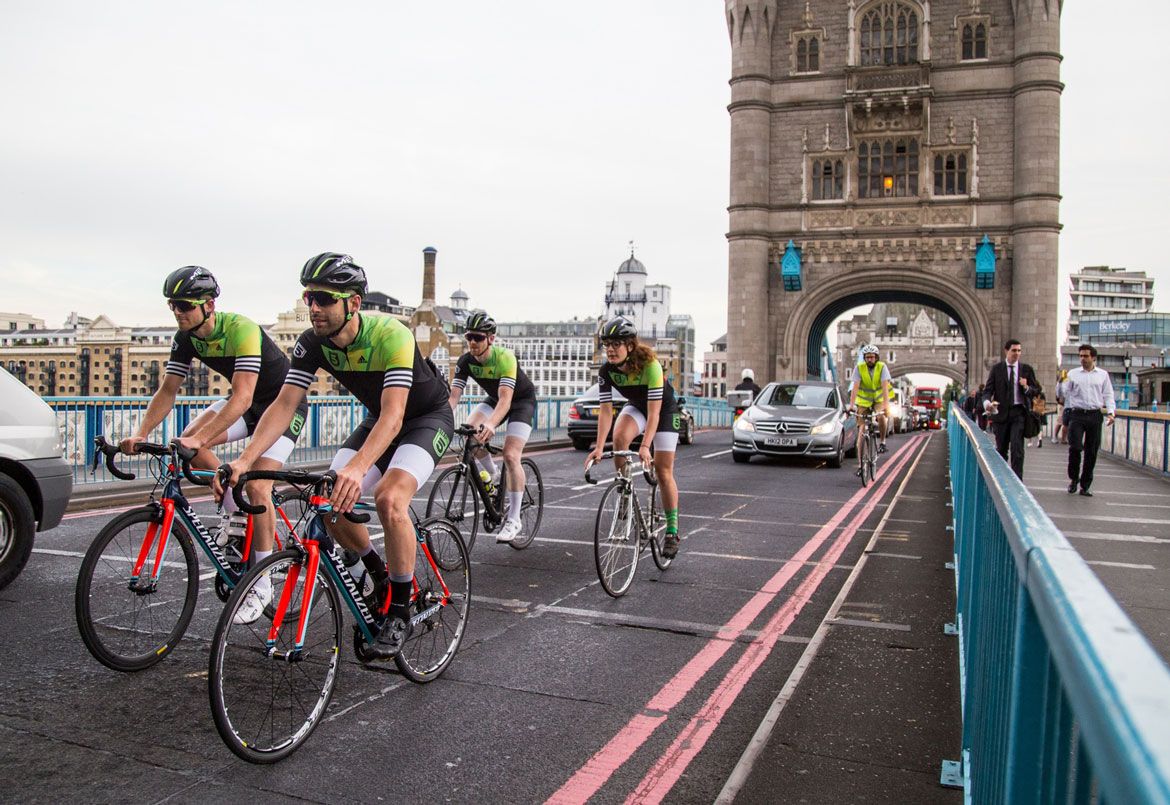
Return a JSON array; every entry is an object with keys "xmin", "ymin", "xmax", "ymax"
[
  {"xmin": 465, "ymin": 333, "xmax": 488, "ymax": 343},
  {"xmin": 302, "ymin": 290, "xmax": 351, "ymax": 308},
  {"xmin": 167, "ymin": 299, "xmax": 205, "ymax": 313}
]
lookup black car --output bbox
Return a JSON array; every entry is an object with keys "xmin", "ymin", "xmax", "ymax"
[{"xmin": 567, "ymin": 384, "xmax": 695, "ymax": 450}]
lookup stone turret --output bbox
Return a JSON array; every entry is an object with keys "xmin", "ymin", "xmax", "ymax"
[
  {"xmin": 1011, "ymin": 0, "xmax": 1063, "ymax": 383},
  {"xmin": 725, "ymin": 0, "xmax": 780, "ymax": 384}
]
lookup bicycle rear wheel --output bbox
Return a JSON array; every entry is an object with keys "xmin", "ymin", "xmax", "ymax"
[
  {"xmin": 594, "ymin": 482, "xmax": 638, "ymax": 597},
  {"xmin": 507, "ymin": 458, "xmax": 544, "ymax": 550},
  {"xmin": 426, "ymin": 465, "xmax": 479, "ymax": 554},
  {"xmin": 647, "ymin": 484, "xmax": 672, "ymax": 571},
  {"xmin": 209, "ymin": 550, "xmax": 343, "ymax": 764},
  {"xmin": 75, "ymin": 506, "xmax": 199, "ymax": 672},
  {"xmin": 395, "ymin": 517, "xmax": 471, "ymax": 683}
]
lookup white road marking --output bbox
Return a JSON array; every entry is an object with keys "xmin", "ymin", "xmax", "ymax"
[
  {"xmin": 702, "ymin": 449, "xmax": 732, "ymax": 459},
  {"xmin": 1049, "ymin": 513, "xmax": 1170, "ymax": 526},
  {"xmin": 828, "ymin": 617, "xmax": 911, "ymax": 632},
  {"xmin": 1064, "ymin": 531, "xmax": 1170, "ymax": 544},
  {"xmin": 570, "ymin": 483, "xmax": 594, "ymax": 491},
  {"xmin": 864, "ymin": 551, "xmax": 921, "ymax": 560},
  {"xmin": 1085, "ymin": 560, "xmax": 1156, "ymax": 570}
]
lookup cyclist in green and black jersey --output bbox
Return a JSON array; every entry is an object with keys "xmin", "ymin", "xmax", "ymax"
[
  {"xmin": 219, "ymin": 253, "xmax": 453, "ymax": 660},
  {"xmin": 448, "ymin": 310, "xmax": 537, "ymax": 544},
  {"xmin": 586, "ymin": 315, "xmax": 683, "ymax": 559},
  {"xmin": 121, "ymin": 266, "xmax": 308, "ymax": 624}
]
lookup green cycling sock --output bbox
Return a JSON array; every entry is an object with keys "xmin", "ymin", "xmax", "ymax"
[{"xmin": 665, "ymin": 508, "xmax": 679, "ymax": 534}]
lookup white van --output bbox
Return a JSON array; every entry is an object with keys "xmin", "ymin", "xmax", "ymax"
[{"xmin": 0, "ymin": 367, "xmax": 73, "ymax": 589}]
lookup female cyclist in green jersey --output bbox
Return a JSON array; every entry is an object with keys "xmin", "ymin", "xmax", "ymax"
[{"xmin": 586, "ymin": 316, "xmax": 682, "ymax": 559}]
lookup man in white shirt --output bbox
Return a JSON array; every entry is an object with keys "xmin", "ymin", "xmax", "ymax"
[{"xmin": 1063, "ymin": 344, "xmax": 1116, "ymax": 496}]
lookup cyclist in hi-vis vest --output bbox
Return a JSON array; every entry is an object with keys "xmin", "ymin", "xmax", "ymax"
[{"xmin": 848, "ymin": 344, "xmax": 892, "ymax": 469}]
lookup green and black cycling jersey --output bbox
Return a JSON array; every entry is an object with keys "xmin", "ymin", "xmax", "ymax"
[
  {"xmin": 598, "ymin": 359, "xmax": 678, "ymax": 420},
  {"xmin": 283, "ymin": 313, "xmax": 449, "ymax": 421},
  {"xmin": 166, "ymin": 312, "xmax": 288, "ymax": 414},
  {"xmin": 452, "ymin": 346, "xmax": 536, "ymax": 405}
]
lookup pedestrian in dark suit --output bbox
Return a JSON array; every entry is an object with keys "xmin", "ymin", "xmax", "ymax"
[{"xmin": 981, "ymin": 339, "xmax": 1041, "ymax": 479}]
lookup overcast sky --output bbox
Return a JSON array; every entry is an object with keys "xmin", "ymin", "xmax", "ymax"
[{"xmin": 2, "ymin": 2, "xmax": 1165, "ymax": 377}]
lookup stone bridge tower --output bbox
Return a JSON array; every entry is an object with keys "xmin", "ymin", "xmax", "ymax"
[{"xmin": 725, "ymin": 0, "xmax": 1062, "ymax": 388}]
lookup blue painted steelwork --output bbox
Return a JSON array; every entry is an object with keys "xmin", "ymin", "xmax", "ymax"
[
  {"xmin": 975, "ymin": 235, "xmax": 996, "ymax": 289},
  {"xmin": 780, "ymin": 240, "xmax": 802, "ymax": 292},
  {"xmin": 49, "ymin": 394, "xmax": 733, "ymax": 484},
  {"xmin": 822, "ymin": 334, "xmax": 837, "ymax": 384},
  {"xmin": 948, "ymin": 402, "xmax": 1170, "ymax": 804}
]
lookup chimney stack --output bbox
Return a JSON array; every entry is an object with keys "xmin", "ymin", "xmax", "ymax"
[{"xmin": 422, "ymin": 247, "xmax": 437, "ymax": 305}]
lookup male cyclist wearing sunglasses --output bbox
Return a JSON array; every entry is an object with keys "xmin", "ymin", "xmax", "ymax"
[
  {"xmin": 219, "ymin": 252, "xmax": 453, "ymax": 660},
  {"xmin": 448, "ymin": 310, "xmax": 537, "ymax": 543},
  {"xmin": 121, "ymin": 266, "xmax": 309, "ymax": 624}
]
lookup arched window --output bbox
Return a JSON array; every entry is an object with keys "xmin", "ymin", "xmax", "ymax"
[
  {"xmin": 860, "ymin": 2, "xmax": 920, "ymax": 66},
  {"xmin": 933, "ymin": 152, "xmax": 969, "ymax": 196},
  {"xmin": 858, "ymin": 138, "xmax": 919, "ymax": 198},
  {"xmin": 811, "ymin": 159, "xmax": 844, "ymax": 200},
  {"xmin": 961, "ymin": 22, "xmax": 988, "ymax": 60},
  {"xmin": 795, "ymin": 35, "xmax": 821, "ymax": 73}
]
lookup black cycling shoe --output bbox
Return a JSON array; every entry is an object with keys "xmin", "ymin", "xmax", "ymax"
[
  {"xmin": 366, "ymin": 615, "xmax": 412, "ymax": 660},
  {"xmin": 661, "ymin": 533, "xmax": 680, "ymax": 559},
  {"xmin": 877, "ymin": 442, "xmax": 888, "ymax": 454}
]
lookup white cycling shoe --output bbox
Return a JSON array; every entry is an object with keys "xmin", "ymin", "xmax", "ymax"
[
  {"xmin": 496, "ymin": 519, "xmax": 523, "ymax": 544},
  {"xmin": 233, "ymin": 583, "xmax": 274, "ymax": 625}
]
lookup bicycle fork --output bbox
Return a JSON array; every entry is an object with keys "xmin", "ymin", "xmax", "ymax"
[
  {"xmin": 264, "ymin": 540, "xmax": 319, "ymax": 662},
  {"xmin": 129, "ymin": 499, "xmax": 176, "ymax": 594}
]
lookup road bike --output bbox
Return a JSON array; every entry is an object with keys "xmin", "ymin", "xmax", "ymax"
[
  {"xmin": 424, "ymin": 423, "xmax": 544, "ymax": 551},
  {"xmin": 208, "ymin": 468, "xmax": 470, "ymax": 763},
  {"xmin": 75, "ymin": 436, "xmax": 307, "ymax": 672},
  {"xmin": 584, "ymin": 450, "xmax": 671, "ymax": 598},
  {"xmin": 855, "ymin": 411, "xmax": 879, "ymax": 487}
]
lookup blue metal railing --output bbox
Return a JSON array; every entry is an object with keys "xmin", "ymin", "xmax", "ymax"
[
  {"xmin": 947, "ymin": 402, "xmax": 1170, "ymax": 803},
  {"xmin": 49, "ymin": 394, "xmax": 733, "ymax": 484}
]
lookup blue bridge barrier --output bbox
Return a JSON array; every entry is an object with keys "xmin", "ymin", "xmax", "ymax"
[
  {"xmin": 948, "ymin": 403, "xmax": 1170, "ymax": 803},
  {"xmin": 48, "ymin": 394, "xmax": 733, "ymax": 484}
]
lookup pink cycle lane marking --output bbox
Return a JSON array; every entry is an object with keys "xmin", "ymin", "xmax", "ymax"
[
  {"xmin": 545, "ymin": 434, "xmax": 925, "ymax": 805},
  {"xmin": 626, "ymin": 434, "xmax": 928, "ymax": 803}
]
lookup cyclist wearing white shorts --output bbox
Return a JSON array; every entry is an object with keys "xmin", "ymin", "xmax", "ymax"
[
  {"xmin": 121, "ymin": 266, "xmax": 308, "ymax": 624},
  {"xmin": 586, "ymin": 316, "xmax": 683, "ymax": 559},
  {"xmin": 448, "ymin": 310, "xmax": 537, "ymax": 544}
]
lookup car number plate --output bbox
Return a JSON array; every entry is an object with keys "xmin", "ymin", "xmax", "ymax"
[
  {"xmin": 765, "ymin": 436, "xmax": 797, "ymax": 447},
  {"xmin": 585, "ymin": 407, "xmax": 598, "ymax": 416}
]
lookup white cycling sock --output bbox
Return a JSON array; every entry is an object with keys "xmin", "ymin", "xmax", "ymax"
[
  {"xmin": 475, "ymin": 453, "xmax": 497, "ymax": 478},
  {"xmin": 506, "ymin": 491, "xmax": 522, "ymax": 523},
  {"xmin": 252, "ymin": 550, "xmax": 273, "ymax": 594}
]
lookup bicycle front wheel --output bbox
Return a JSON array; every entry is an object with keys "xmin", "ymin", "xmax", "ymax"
[
  {"xmin": 866, "ymin": 435, "xmax": 878, "ymax": 484},
  {"xmin": 857, "ymin": 436, "xmax": 870, "ymax": 488},
  {"xmin": 647, "ymin": 484, "xmax": 672, "ymax": 571},
  {"xmin": 209, "ymin": 550, "xmax": 343, "ymax": 764},
  {"xmin": 594, "ymin": 482, "xmax": 638, "ymax": 597},
  {"xmin": 507, "ymin": 458, "xmax": 544, "ymax": 550},
  {"xmin": 426, "ymin": 465, "xmax": 479, "ymax": 554},
  {"xmin": 75, "ymin": 506, "xmax": 199, "ymax": 672},
  {"xmin": 396, "ymin": 517, "xmax": 471, "ymax": 683}
]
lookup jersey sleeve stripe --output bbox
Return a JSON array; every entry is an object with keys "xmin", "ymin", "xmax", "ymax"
[
  {"xmin": 647, "ymin": 388, "xmax": 664, "ymax": 400},
  {"xmin": 499, "ymin": 377, "xmax": 516, "ymax": 389},
  {"xmin": 233, "ymin": 358, "xmax": 262, "ymax": 373},
  {"xmin": 452, "ymin": 377, "xmax": 467, "ymax": 389},
  {"xmin": 165, "ymin": 361, "xmax": 191, "ymax": 377},
  {"xmin": 383, "ymin": 369, "xmax": 413, "ymax": 389},
  {"xmin": 284, "ymin": 368, "xmax": 317, "ymax": 389},
  {"xmin": 599, "ymin": 391, "xmax": 612, "ymax": 403}
]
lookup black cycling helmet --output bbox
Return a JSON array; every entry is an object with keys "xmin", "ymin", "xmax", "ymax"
[
  {"xmin": 465, "ymin": 310, "xmax": 497, "ymax": 334},
  {"xmin": 163, "ymin": 266, "xmax": 220, "ymax": 300},
  {"xmin": 599, "ymin": 315, "xmax": 638, "ymax": 341},
  {"xmin": 300, "ymin": 252, "xmax": 368, "ymax": 295}
]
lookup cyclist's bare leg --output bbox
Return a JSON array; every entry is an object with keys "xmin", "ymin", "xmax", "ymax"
[
  {"xmin": 878, "ymin": 413, "xmax": 888, "ymax": 443},
  {"xmin": 653, "ymin": 450, "xmax": 678, "ymax": 511},
  {"xmin": 324, "ymin": 514, "xmax": 371, "ymax": 555},
  {"xmin": 854, "ymin": 410, "xmax": 867, "ymax": 467},
  {"xmin": 612, "ymin": 415, "xmax": 641, "ymax": 473},
  {"xmin": 244, "ymin": 458, "xmax": 280, "ymax": 553},
  {"xmin": 465, "ymin": 407, "xmax": 495, "ymax": 475},
  {"xmin": 372, "ymin": 469, "xmax": 419, "ymax": 578},
  {"xmin": 502, "ymin": 434, "xmax": 526, "ymax": 503}
]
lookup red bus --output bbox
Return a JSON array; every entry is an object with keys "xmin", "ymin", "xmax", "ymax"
[{"xmin": 913, "ymin": 387, "xmax": 942, "ymax": 411}]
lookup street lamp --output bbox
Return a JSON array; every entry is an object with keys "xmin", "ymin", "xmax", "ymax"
[{"xmin": 1122, "ymin": 351, "xmax": 1132, "ymax": 410}]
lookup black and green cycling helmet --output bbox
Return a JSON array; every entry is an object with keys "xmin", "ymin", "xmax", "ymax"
[
  {"xmin": 465, "ymin": 310, "xmax": 497, "ymax": 334},
  {"xmin": 599, "ymin": 315, "xmax": 637, "ymax": 342},
  {"xmin": 163, "ymin": 266, "xmax": 220, "ymax": 300},
  {"xmin": 300, "ymin": 252, "xmax": 368, "ymax": 295}
]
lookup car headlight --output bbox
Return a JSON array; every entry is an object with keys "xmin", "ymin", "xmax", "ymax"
[
  {"xmin": 810, "ymin": 421, "xmax": 835, "ymax": 435},
  {"xmin": 734, "ymin": 416, "xmax": 755, "ymax": 432}
]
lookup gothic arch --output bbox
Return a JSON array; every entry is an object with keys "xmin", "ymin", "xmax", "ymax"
[
  {"xmin": 888, "ymin": 363, "xmax": 965, "ymax": 384},
  {"xmin": 779, "ymin": 266, "xmax": 993, "ymax": 386}
]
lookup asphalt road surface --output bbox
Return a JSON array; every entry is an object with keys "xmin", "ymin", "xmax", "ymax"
[{"xmin": 1, "ymin": 428, "xmax": 934, "ymax": 804}]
